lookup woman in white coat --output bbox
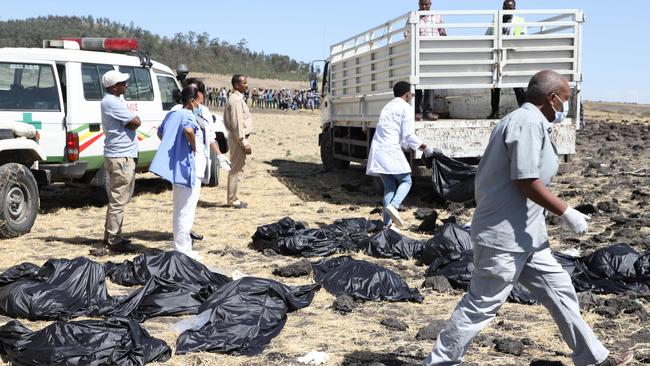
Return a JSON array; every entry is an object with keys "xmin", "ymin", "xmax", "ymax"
[{"xmin": 366, "ymin": 81, "xmax": 436, "ymax": 228}]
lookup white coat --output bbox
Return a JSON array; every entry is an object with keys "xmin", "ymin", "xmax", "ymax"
[{"xmin": 366, "ymin": 97, "xmax": 423, "ymax": 176}]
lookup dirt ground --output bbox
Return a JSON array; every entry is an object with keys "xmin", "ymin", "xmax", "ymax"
[{"xmin": 1, "ymin": 102, "xmax": 649, "ymax": 365}]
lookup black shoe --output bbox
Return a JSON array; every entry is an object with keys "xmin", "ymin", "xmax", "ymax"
[
  {"xmin": 424, "ymin": 112, "xmax": 439, "ymax": 121},
  {"xmin": 190, "ymin": 231, "xmax": 204, "ymax": 241},
  {"xmin": 108, "ymin": 239, "xmax": 138, "ymax": 254},
  {"xmin": 89, "ymin": 247, "xmax": 110, "ymax": 257},
  {"xmin": 487, "ymin": 112, "xmax": 499, "ymax": 119}
]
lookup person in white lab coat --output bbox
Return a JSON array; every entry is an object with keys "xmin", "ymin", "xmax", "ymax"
[{"xmin": 366, "ymin": 81, "xmax": 437, "ymax": 228}]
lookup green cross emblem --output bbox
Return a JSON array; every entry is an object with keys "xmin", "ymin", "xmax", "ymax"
[{"xmin": 19, "ymin": 113, "xmax": 42, "ymax": 129}]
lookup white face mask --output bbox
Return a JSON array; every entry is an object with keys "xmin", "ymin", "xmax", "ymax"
[{"xmin": 552, "ymin": 95, "xmax": 569, "ymax": 123}]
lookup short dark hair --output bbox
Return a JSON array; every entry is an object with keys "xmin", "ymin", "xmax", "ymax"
[
  {"xmin": 393, "ymin": 81, "xmax": 411, "ymax": 98},
  {"xmin": 526, "ymin": 70, "xmax": 566, "ymax": 104},
  {"xmin": 183, "ymin": 78, "xmax": 206, "ymax": 95},
  {"xmin": 231, "ymin": 74, "xmax": 244, "ymax": 87},
  {"xmin": 180, "ymin": 85, "xmax": 201, "ymax": 105}
]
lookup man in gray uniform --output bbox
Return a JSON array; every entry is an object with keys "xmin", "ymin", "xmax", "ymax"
[{"xmin": 423, "ymin": 70, "xmax": 633, "ymax": 366}]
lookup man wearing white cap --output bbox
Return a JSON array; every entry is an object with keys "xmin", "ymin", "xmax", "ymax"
[{"xmin": 100, "ymin": 69, "xmax": 141, "ymax": 252}]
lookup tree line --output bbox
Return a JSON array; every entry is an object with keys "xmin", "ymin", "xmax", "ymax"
[{"xmin": 0, "ymin": 15, "xmax": 309, "ymax": 81}]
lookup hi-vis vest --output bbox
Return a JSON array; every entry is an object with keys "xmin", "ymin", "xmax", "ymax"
[
  {"xmin": 509, "ymin": 16, "xmax": 527, "ymax": 36},
  {"xmin": 487, "ymin": 16, "xmax": 527, "ymax": 36}
]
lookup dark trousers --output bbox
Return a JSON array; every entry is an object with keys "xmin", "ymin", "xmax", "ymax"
[
  {"xmin": 491, "ymin": 88, "xmax": 526, "ymax": 114},
  {"xmin": 415, "ymin": 89, "xmax": 435, "ymax": 114}
]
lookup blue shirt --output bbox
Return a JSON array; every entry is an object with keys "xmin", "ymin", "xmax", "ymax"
[
  {"xmin": 149, "ymin": 109, "xmax": 199, "ymax": 188},
  {"xmin": 100, "ymin": 94, "xmax": 138, "ymax": 158},
  {"xmin": 471, "ymin": 103, "xmax": 560, "ymax": 253}
]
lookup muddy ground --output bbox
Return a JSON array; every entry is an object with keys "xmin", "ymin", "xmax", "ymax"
[{"xmin": 0, "ymin": 103, "xmax": 649, "ymax": 365}]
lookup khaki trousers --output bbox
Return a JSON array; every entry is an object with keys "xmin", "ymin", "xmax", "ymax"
[
  {"xmin": 103, "ymin": 157, "xmax": 136, "ymax": 245},
  {"xmin": 227, "ymin": 133, "xmax": 247, "ymax": 205}
]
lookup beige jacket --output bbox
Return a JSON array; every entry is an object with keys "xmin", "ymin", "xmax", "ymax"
[{"xmin": 224, "ymin": 90, "xmax": 253, "ymax": 146}]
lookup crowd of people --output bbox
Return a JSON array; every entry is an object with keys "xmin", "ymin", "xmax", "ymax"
[{"xmin": 204, "ymin": 86, "xmax": 321, "ymax": 111}]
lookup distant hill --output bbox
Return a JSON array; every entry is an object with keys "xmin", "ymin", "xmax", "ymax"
[{"xmin": 0, "ymin": 15, "xmax": 309, "ymax": 81}]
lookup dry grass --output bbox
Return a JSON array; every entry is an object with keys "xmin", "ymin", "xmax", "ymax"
[
  {"xmin": 0, "ymin": 102, "xmax": 648, "ymax": 365},
  {"xmin": 585, "ymin": 101, "xmax": 650, "ymax": 123}
]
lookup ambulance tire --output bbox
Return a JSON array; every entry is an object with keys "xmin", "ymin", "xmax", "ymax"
[
  {"xmin": 0, "ymin": 163, "xmax": 39, "ymax": 238},
  {"xmin": 207, "ymin": 150, "xmax": 219, "ymax": 187}
]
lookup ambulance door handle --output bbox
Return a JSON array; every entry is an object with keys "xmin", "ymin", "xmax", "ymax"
[{"xmin": 89, "ymin": 124, "xmax": 101, "ymax": 132}]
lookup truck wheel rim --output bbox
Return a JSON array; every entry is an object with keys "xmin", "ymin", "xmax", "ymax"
[{"xmin": 6, "ymin": 184, "xmax": 28, "ymax": 224}]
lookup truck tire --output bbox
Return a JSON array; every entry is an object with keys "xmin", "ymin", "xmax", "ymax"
[
  {"xmin": 0, "ymin": 163, "xmax": 39, "ymax": 238},
  {"xmin": 321, "ymin": 128, "xmax": 350, "ymax": 171},
  {"xmin": 207, "ymin": 150, "xmax": 220, "ymax": 187}
]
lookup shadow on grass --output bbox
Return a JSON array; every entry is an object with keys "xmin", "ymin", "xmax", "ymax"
[
  {"xmin": 37, "ymin": 230, "xmax": 171, "ymax": 249},
  {"xmin": 39, "ymin": 177, "xmax": 172, "ymax": 214},
  {"xmin": 264, "ymin": 159, "xmax": 446, "ymax": 208},
  {"xmin": 264, "ymin": 159, "xmax": 379, "ymax": 204}
]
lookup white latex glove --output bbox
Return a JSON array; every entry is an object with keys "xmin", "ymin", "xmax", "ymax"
[
  {"xmin": 217, "ymin": 154, "xmax": 231, "ymax": 171},
  {"xmin": 423, "ymin": 146, "xmax": 441, "ymax": 158},
  {"xmin": 561, "ymin": 206, "xmax": 590, "ymax": 235}
]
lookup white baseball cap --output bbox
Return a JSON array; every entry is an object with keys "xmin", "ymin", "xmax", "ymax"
[{"xmin": 101, "ymin": 70, "xmax": 130, "ymax": 88}]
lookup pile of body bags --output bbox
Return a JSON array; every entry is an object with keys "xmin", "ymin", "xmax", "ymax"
[
  {"xmin": 254, "ymin": 217, "xmax": 650, "ymax": 305},
  {"xmin": 1, "ymin": 215, "xmax": 648, "ymax": 365},
  {"xmin": 0, "ymin": 251, "xmax": 320, "ymax": 365}
]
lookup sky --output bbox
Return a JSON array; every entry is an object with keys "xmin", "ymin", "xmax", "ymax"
[{"xmin": 2, "ymin": 0, "xmax": 648, "ymax": 103}]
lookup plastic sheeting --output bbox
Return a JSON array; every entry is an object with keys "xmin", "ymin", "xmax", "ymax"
[
  {"xmin": 0, "ymin": 317, "xmax": 171, "ymax": 365},
  {"xmin": 424, "ymin": 242, "xmax": 650, "ymax": 304},
  {"xmin": 569, "ymin": 244, "xmax": 650, "ymax": 294},
  {"xmin": 252, "ymin": 217, "xmax": 382, "ymax": 257},
  {"xmin": 176, "ymin": 277, "xmax": 320, "ymax": 356},
  {"xmin": 365, "ymin": 229, "xmax": 424, "ymax": 260},
  {"xmin": 101, "ymin": 251, "xmax": 231, "ymax": 321},
  {"xmin": 419, "ymin": 222, "xmax": 473, "ymax": 266},
  {"xmin": 251, "ymin": 217, "xmax": 307, "ymax": 253},
  {"xmin": 104, "ymin": 250, "xmax": 230, "ymax": 287},
  {"xmin": 423, "ymin": 151, "xmax": 476, "ymax": 203},
  {"xmin": 312, "ymin": 256, "xmax": 424, "ymax": 303},
  {"xmin": 0, "ymin": 257, "xmax": 109, "ymax": 320}
]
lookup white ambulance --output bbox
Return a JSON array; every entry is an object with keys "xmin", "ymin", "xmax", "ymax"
[{"xmin": 0, "ymin": 38, "xmax": 186, "ymax": 187}]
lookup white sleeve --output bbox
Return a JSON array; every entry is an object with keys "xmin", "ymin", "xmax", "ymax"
[
  {"xmin": 401, "ymin": 105, "xmax": 423, "ymax": 151},
  {"xmin": 200, "ymin": 105, "xmax": 216, "ymax": 144}
]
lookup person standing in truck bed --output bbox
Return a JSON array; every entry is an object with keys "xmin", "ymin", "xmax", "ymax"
[{"xmin": 405, "ymin": 0, "xmax": 447, "ymax": 121}]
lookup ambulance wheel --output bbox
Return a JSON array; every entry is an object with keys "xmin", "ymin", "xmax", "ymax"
[{"xmin": 0, "ymin": 163, "xmax": 39, "ymax": 238}]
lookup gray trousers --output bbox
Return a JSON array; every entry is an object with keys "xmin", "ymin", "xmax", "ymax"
[{"xmin": 424, "ymin": 245, "xmax": 609, "ymax": 366}]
